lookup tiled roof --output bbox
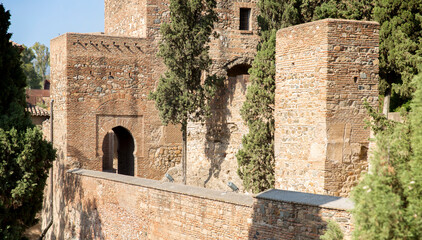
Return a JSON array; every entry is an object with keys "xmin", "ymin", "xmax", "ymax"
[
  {"xmin": 25, "ymin": 103, "xmax": 49, "ymax": 117},
  {"xmin": 26, "ymin": 89, "xmax": 50, "ymax": 97}
]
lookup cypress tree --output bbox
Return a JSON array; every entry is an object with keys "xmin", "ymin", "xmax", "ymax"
[
  {"xmin": 374, "ymin": 0, "xmax": 422, "ymax": 109},
  {"xmin": 149, "ymin": 0, "xmax": 219, "ymax": 184},
  {"xmin": 237, "ymin": 0, "xmax": 311, "ymax": 193},
  {"xmin": 312, "ymin": 0, "xmax": 422, "ymax": 110},
  {"xmin": 352, "ymin": 72, "xmax": 422, "ymax": 239},
  {"xmin": 0, "ymin": 4, "xmax": 55, "ymax": 239}
]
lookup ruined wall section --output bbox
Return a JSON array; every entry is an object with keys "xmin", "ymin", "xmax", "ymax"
[
  {"xmin": 209, "ymin": 0, "xmax": 259, "ymax": 70},
  {"xmin": 59, "ymin": 33, "xmax": 181, "ymax": 179},
  {"xmin": 275, "ymin": 19, "xmax": 379, "ymax": 197},
  {"xmin": 186, "ymin": 0, "xmax": 260, "ymax": 191},
  {"xmin": 104, "ymin": 0, "xmax": 147, "ymax": 38},
  {"xmin": 187, "ymin": 75, "xmax": 249, "ymax": 191}
]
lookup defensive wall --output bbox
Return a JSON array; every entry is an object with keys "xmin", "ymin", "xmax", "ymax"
[
  {"xmin": 275, "ymin": 19, "xmax": 379, "ymax": 196},
  {"xmin": 43, "ymin": 0, "xmax": 380, "ymax": 237},
  {"xmin": 48, "ymin": 0, "xmax": 260, "ymax": 192},
  {"xmin": 53, "ymin": 168, "xmax": 353, "ymax": 239},
  {"xmin": 43, "ymin": 19, "xmax": 378, "ymax": 239}
]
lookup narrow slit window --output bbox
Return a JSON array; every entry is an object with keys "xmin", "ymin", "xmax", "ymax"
[{"xmin": 239, "ymin": 8, "xmax": 251, "ymax": 30}]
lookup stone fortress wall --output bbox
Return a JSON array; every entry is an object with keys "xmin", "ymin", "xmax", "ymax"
[
  {"xmin": 275, "ymin": 20, "xmax": 379, "ymax": 196},
  {"xmin": 57, "ymin": 169, "xmax": 354, "ymax": 239},
  {"xmin": 50, "ymin": 0, "xmax": 261, "ymax": 189},
  {"xmin": 42, "ymin": 0, "xmax": 380, "ymax": 238}
]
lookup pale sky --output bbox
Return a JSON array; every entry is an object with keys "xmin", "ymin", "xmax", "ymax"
[{"xmin": 1, "ymin": 0, "xmax": 104, "ymax": 48}]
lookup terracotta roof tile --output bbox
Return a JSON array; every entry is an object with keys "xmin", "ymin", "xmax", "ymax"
[{"xmin": 25, "ymin": 103, "xmax": 49, "ymax": 117}]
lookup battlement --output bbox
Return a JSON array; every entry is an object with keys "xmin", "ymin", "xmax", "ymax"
[{"xmin": 52, "ymin": 33, "xmax": 154, "ymax": 57}]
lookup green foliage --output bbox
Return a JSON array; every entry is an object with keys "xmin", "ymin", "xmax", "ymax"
[
  {"xmin": 149, "ymin": 0, "xmax": 220, "ymax": 128},
  {"xmin": 0, "ymin": 127, "xmax": 55, "ymax": 239},
  {"xmin": 313, "ymin": 0, "xmax": 374, "ymax": 20},
  {"xmin": 312, "ymin": 0, "xmax": 422, "ymax": 109},
  {"xmin": 237, "ymin": 30, "xmax": 277, "ymax": 193},
  {"xmin": 320, "ymin": 220, "xmax": 344, "ymax": 240},
  {"xmin": 31, "ymin": 42, "xmax": 49, "ymax": 82},
  {"xmin": 237, "ymin": 0, "xmax": 318, "ymax": 193},
  {"xmin": 374, "ymin": 0, "xmax": 422, "ymax": 98},
  {"xmin": 21, "ymin": 45, "xmax": 41, "ymax": 89},
  {"xmin": 0, "ymin": 4, "xmax": 55, "ymax": 239},
  {"xmin": 352, "ymin": 72, "xmax": 422, "ymax": 239}
]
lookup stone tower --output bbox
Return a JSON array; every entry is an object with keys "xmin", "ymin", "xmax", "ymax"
[{"xmin": 274, "ymin": 19, "xmax": 379, "ymax": 197}]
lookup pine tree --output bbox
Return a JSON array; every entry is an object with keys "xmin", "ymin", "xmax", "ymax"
[
  {"xmin": 149, "ymin": 0, "xmax": 219, "ymax": 184},
  {"xmin": 351, "ymin": 72, "xmax": 422, "ymax": 239},
  {"xmin": 0, "ymin": 4, "xmax": 55, "ymax": 239}
]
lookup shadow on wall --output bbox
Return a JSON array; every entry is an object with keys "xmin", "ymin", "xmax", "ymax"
[
  {"xmin": 66, "ymin": 166, "xmax": 104, "ymax": 239},
  {"xmin": 248, "ymin": 189, "xmax": 353, "ymax": 239},
  {"xmin": 203, "ymin": 64, "xmax": 250, "ymax": 188},
  {"xmin": 49, "ymin": 146, "xmax": 105, "ymax": 239}
]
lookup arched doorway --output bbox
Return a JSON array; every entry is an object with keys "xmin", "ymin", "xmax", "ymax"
[
  {"xmin": 102, "ymin": 126, "xmax": 135, "ymax": 176},
  {"xmin": 227, "ymin": 63, "xmax": 250, "ymax": 77}
]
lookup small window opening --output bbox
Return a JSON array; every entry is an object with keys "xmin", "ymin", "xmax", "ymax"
[{"xmin": 239, "ymin": 8, "xmax": 251, "ymax": 31}]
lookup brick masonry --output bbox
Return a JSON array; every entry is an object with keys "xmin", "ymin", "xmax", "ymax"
[
  {"xmin": 50, "ymin": 32, "xmax": 182, "ymax": 179},
  {"xmin": 275, "ymin": 19, "xmax": 379, "ymax": 196},
  {"xmin": 52, "ymin": 169, "xmax": 353, "ymax": 240},
  {"xmin": 49, "ymin": 0, "xmax": 260, "ymax": 190},
  {"xmin": 42, "ymin": 1, "xmax": 381, "ymax": 238}
]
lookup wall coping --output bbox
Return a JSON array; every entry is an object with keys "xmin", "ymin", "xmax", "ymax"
[
  {"xmin": 277, "ymin": 18, "xmax": 379, "ymax": 35},
  {"xmin": 256, "ymin": 189, "xmax": 354, "ymax": 210},
  {"xmin": 68, "ymin": 169, "xmax": 354, "ymax": 210},
  {"xmin": 68, "ymin": 168, "xmax": 255, "ymax": 207},
  {"xmin": 51, "ymin": 32, "xmax": 150, "ymax": 42}
]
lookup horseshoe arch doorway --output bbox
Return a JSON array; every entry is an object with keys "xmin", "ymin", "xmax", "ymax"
[{"xmin": 102, "ymin": 126, "xmax": 135, "ymax": 176}]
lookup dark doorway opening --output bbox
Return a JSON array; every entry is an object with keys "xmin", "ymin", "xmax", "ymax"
[
  {"xmin": 227, "ymin": 64, "xmax": 250, "ymax": 77},
  {"xmin": 102, "ymin": 126, "xmax": 135, "ymax": 176}
]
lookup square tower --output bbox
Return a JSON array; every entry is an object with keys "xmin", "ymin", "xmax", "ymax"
[{"xmin": 274, "ymin": 19, "xmax": 379, "ymax": 196}]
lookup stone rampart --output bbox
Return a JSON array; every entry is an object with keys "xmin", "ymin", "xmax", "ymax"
[{"xmin": 53, "ymin": 169, "xmax": 353, "ymax": 239}]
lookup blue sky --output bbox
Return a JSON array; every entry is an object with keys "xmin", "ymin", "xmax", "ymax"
[{"xmin": 1, "ymin": 0, "xmax": 104, "ymax": 48}]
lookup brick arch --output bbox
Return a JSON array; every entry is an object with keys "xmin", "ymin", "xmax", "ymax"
[
  {"xmin": 96, "ymin": 114, "xmax": 143, "ymax": 175},
  {"xmin": 101, "ymin": 126, "xmax": 135, "ymax": 176},
  {"xmin": 96, "ymin": 93, "xmax": 136, "ymax": 114},
  {"xmin": 97, "ymin": 116, "xmax": 139, "ymax": 157},
  {"xmin": 220, "ymin": 56, "xmax": 254, "ymax": 76}
]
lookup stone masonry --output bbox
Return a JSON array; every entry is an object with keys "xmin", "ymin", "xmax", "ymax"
[
  {"xmin": 275, "ymin": 19, "xmax": 379, "ymax": 196},
  {"xmin": 59, "ymin": 169, "xmax": 354, "ymax": 240},
  {"xmin": 43, "ymin": 0, "xmax": 381, "ymax": 238},
  {"xmin": 49, "ymin": 0, "xmax": 260, "ymax": 189}
]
